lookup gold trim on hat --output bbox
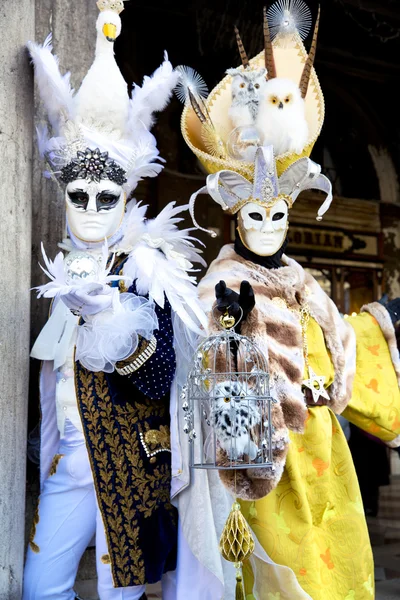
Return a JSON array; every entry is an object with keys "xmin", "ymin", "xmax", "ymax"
[
  {"xmin": 224, "ymin": 193, "xmax": 294, "ymax": 215},
  {"xmin": 181, "ymin": 33, "xmax": 324, "ymax": 180}
]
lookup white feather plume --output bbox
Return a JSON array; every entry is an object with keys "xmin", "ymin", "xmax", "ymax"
[
  {"xmin": 36, "ymin": 125, "xmax": 50, "ymax": 159},
  {"xmin": 34, "ymin": 241, "xmax": 126, "ymax": 299},
  {"xmin": 29, "ymin": 35, "xmax": 176, "ymax": 196},
  {"xmin": 145, "ymin": 202, "xmax": 206, "ymax": 267},
  {"xmin": 27, "ymin": 33, "xmax": 75, "ymax": 133},
  {"xmin": 128, "ymin": 52, "xmax": 181, "ymax": 132},
  {"xmin": 115, "ymin": 202, "xmax": 207, "ymax": 334}
]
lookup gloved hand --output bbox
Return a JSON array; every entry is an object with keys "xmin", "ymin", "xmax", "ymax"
[
  {"xmin": 215, "ymin": 280, "xmax": 255, "ymax": 325},
  {"xmin": 378, "ymin": 294, "xmax": 400, "ymax": 324},
  {"xmin": 61, "ymin": 283, "xmax": 113, "ymax": 317}
]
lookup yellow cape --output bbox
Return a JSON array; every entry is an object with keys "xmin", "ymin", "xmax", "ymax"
[{"xmin": 242, "ymin": 313, "xmax": 400, "ymax": 599}]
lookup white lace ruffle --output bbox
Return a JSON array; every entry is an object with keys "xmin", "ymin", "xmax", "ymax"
[{"xmin": 75, "ymin": 292, "xmax": 158, "ymax": 373}]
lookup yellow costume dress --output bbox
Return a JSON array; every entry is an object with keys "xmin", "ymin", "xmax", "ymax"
[
  {"xmin": 242, "ymin": 313, "xmax": 400, "ymax": 600},
  {"xmin": 175, "ymin": 3, "xmax": 400, "ymax": 598}
]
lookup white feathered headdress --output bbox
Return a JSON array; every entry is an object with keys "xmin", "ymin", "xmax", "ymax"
[{"xmin": 27, "ymin": 3, "xmax": 180, "ymax": 195}]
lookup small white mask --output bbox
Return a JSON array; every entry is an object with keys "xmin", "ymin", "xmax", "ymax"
[
  {"xmin": 66, "ymin": 179, "xmax": 125, "ymax": 243},
  {"xmin": 237, "ymin": 200, "xmax": 288, "ymax": 256}
]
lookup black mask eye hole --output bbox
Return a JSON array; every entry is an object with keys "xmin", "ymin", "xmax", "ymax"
[
  {"xmin": 249, "ymin": 212, "xmax": 263, "ymax": 221},
  {"xmin": 68, "ymin": 191, "xmax": 89, "ymax": 209},
  {"xmin": 97, "ymin": 192, "xmax": 120, "ymax": 211},
  {"xmin": 272, "ymin": 212, "xmax": 285, "ymax": 221}
]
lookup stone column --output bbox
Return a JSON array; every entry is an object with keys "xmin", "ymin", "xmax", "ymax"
[
  {"xmin": 0, "ymin": 1, "xmax": 35, "ymax": 598},
  {"xmin": 32, "ymin": 0, "xmax": 98, "ymax": 342}
]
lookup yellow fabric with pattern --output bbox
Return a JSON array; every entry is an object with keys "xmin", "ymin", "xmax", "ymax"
[
  {"xmin": 240, "ymin": 314, "xmax": 400, "ymax": 599},
  {"xmin": 343, "ymin": 312, "xmax": 400, "ymax": 442}
]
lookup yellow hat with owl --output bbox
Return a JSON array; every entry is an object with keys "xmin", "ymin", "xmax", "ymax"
[{"xmin": 177, "ymin": 0, "xmax": 324, "ymax": 180}]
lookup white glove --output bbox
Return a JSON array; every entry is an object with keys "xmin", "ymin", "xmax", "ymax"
[{"xmin": 61, "ymin": 283, "xmax": 113, "ymax": 316}]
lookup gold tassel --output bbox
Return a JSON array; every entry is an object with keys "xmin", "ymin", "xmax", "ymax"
[
  {"xmin": 235, "ymin": 566, "xmax": 246, "ymax": 600},
  {"xmin": 220, "ymin": 501, "xmax": 255, "ymax": 599}
]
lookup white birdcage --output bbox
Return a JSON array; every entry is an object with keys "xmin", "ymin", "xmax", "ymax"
[{"xmin": 181, "ymin": 310, "xmax": 275, "ymax": 470}]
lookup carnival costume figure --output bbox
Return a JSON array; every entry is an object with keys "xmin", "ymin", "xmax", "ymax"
[
  {"xmin": 173, "ymin": 3, "xmax": 400, "ymax": 599},
  {"xmin": 23, "ymin": 2, "xmax": 206, "ymax": 599}
]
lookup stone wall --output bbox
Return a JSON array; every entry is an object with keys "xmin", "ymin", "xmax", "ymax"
[{"xmin": 0, "ymin": 1, "xmax": 34, "ymax": 597}]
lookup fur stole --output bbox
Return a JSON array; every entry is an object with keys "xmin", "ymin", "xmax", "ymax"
[{"xmin": 198, "ymin": 245, "xmax": 357, "ymax": 500}]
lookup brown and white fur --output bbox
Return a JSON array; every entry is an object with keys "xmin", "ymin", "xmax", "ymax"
[{"xmin": 199, "ymin": 244, "xmax": 358, "ymax": 500}]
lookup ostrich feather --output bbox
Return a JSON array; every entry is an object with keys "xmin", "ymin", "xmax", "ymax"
[
  {"xmin": 34, "ymin": 241, "xmax": 126, "ymax": 299},
  {"xmin": 36, "ymin": 125, "xmax": 50, "ymax": 158},
  {"xmin": 124, "ymin": 244, "xmax": 207, "ymax": 334},
  {"xmin": 115, "ymin": 202, "xmax": 148, "ymax": 255},
  {"xmin": 27, "ymin": 33, "xmax": 75, "ymax": 133},
  {"xmin": 116, "ymin": 202, "xmax": 207, "ymax": 334},
  {"xmin": 128, "ymin": 52, "xmax": 180, "ymax": 132},
  {"xmin": 124, "ymin": 133, "xmax": 164, "ymax": 189},
  {"xmin": 145, "ymin": 202, "xmax": 206, "ymax": 267}
]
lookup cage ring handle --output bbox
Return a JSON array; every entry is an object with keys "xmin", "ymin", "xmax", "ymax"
[{"xmin": 212, "ymin": 305, "xmax": 244, "ymax": 331}]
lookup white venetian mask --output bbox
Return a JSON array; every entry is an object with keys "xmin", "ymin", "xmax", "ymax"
[
  {"xmin": 65, "ymin": 179, "xmax": 125, "ymax": 243},
  {"xmin": 237, "ymin": 199, "xmax": 288, "ymax": 256}
]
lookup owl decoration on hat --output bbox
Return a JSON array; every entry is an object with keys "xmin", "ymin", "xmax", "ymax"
[
  {"xmin": 177, "ymin": 0, "xmax": 331, "ymax": 247},
  {"xmin": 176, "ymin": 0, "xmax": 324, "ymax": 179}
]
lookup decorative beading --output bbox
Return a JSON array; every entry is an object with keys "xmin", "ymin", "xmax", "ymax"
[{"xmin": 60, "ymin": 147, "xmax": 127, "ymax": 185}]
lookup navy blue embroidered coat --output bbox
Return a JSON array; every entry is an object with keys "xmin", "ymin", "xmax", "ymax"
[{"xmin": 74, "ymin": 255, "xmax": 177, "ymax": 587}]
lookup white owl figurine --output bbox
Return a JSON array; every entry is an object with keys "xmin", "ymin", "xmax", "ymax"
[
  {"xmin": 226, "ymin": 67, "xmax": 267, "ymax": 129},
  {"xmin": 256, "ymin": 77, "xmax": 309, "ymax": 156}
]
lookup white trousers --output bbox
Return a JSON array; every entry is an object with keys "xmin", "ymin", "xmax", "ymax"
[{"xmin": 23, "ymin": 420, "xmax": 176, "ymax": 600}]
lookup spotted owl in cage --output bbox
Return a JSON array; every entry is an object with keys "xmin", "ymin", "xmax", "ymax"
[
  {"xmin": 226, "ymin": 67, "xmax": 267, "ymax": 129},
  {"xmin": 211, "ymin": 380, "xmax": 260, "ymax": 460}
]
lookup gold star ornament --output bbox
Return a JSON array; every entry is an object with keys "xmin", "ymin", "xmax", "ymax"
[{"xmin": 302, "ymin": 367, "xmax": 330, "ymax": 403}]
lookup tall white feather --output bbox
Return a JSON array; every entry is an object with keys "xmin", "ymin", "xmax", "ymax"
[
  {"xmin": 128, "ymin": 52, "xmax": 180, "ymax": 132},
  {"xmin": 27, "ymin": 33, "xmax": 75, "ymax": 133},
  {"xmin": 116, "ymin": 202, "xmax": 207, "ymax": 334}
]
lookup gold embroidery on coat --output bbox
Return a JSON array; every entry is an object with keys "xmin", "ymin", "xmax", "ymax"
[
  {"xmin": 144, "ymin": 426, "xmax": 171, "ymax": 450},
  {"xmin": 29, "ymin": 500, "xmax": 40, "ymax": 553},
  {"xmin": 76, "ymin": 369, "xmax": 175, "ymax": 586},
  {"xmin": 49, "ymin": 453, "xmax": 64, "ymax": 477},
  {"xmin": 139, "ymin": 425, "xmax": 172, "ymax": 464},
  {"xmin": 76, "ymin": 368, "xmax": 143, "ymax": 587}
]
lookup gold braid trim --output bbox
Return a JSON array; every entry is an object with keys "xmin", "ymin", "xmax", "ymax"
[
  {"xmin": 115, "ymin": 336, "xmax": 157, "ymax": 376},
  {"xmin": 49, "ymin": 453, "xmax": 64, "ymax": 477},
  {"xmin": 29, "ymin": 500, "xmax": 40, "ymax": 553}
]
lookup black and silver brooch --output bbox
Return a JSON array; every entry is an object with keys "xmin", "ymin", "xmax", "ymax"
[{"xmin": 60, "ymin": 148, "xmax": 127, "ymax": 186}]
